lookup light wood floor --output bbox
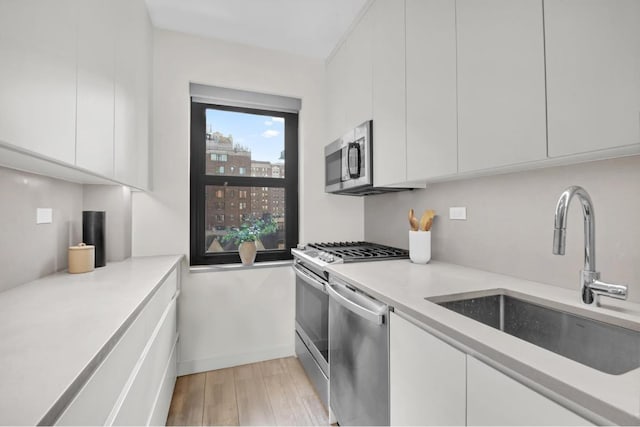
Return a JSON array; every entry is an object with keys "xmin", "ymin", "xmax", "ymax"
[{"xmin": 166, "ymin": 356, "xmax": 330, "ymax": 426}]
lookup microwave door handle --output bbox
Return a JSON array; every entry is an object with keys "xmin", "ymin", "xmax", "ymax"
[
  {"xmin": 347, "ymin": 142, "xmax": 360, "ymax": 178},
  {"xmin": 293, "ymin": 263, "xmax": 327, "ymax": 294},
  {"xmin": 327, "ymin": 283, "xmax": 385, "ymax": 325}
]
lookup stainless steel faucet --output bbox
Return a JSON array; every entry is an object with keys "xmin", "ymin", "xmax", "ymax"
[{"xmin": 552, "ymin": 186, "xmax": 628, "ymax": 306}]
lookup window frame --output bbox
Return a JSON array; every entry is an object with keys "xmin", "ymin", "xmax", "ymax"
[{"xmin": 190, "ymin": 101, "xmax": 299, "ymax": 265}]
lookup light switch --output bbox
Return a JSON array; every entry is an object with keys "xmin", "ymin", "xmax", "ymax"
[
  {"xmin": 36, "ymin": 208, "xmax": 53, "ymax": 224},
  {"xmin": 449, "ymin": 207, "xmax": 467, "ymax": 220}
]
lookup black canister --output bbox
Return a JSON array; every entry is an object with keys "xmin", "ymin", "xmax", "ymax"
[{"xmin": 82, "ymin": 211, "xmax": 106, "ymax": 268}]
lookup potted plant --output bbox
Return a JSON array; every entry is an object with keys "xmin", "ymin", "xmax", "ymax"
[{"xmin": 220, "ymin": 217, "xmax": 278, "ymax": 265}]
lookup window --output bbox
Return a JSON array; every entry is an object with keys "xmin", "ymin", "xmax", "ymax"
[
  {"xmin": 210, "ymin": 153, "xmax": 228, "ymax": 162},
  {"xmin": 190, "ymin": 102, "xmax": 298, "ymax": 264}
]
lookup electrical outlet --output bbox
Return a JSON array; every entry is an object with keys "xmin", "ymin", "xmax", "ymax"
[
  {"xmin": 36, "ymin": 208, "xmax": 53, "ymax": 224},
  {"xmin": 449, "ymin": 207, "xmax": 467, "ymax": 220}
]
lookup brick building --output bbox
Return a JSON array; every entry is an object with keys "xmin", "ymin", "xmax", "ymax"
[
  {"xmin": 204, "ymin": 131, "xmax": 251, "ymax": 230},
  {"xmin": 204, "ymin": 131, "xmax": 286, "ymax": 250}
]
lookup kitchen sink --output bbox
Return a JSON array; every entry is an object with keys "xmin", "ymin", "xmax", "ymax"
[{"xmin": 427, "ymin": 291, "xmax": 640, "ymax": 375}]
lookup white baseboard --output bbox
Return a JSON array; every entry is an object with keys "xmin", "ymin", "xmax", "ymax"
[{"xmin": 177, "ymin": 345, "xmax": 294, "ymax": 376}]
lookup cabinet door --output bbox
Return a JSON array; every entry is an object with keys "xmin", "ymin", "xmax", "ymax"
[
  {"xmin": 0, "ymin": 0, "xmax": 77, "ymax": 164},
  {"xmin": 114, "ymin": 0, "xmax": 151, "ymax": 188},
  {"xmin": 467, "ymin": 357, "xmax": 593, "ymax": 426},
  {"xmin": 343, "ymin": 8, "xmax": 373, "ymax": 130},
  {"xmin": 546, "ymin": 0, "xmax": 640, "ymax": 156},
  {"xmin": 326, "ymin": 43, "xmax": 349, "ymax": 142},
  {"xmin": 390, "ymin": 312, "xmax": 466, "ymax": 426},
  {"xmin": 406, "ymin": 0, "xmax": 458, "ymax": 181},
  {"xmin": 457, "ymin": 0, "xmax": 547, "ymax": 172},
  {"xmin": 372, "ymin": 0, "xmax": 406, "ymax": 187},
  {"xmin": 75, "ymin": 0, "xmax": 115, "ymax": 177}
]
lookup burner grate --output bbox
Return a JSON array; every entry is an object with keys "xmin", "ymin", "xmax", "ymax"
[{"xmin": 308, "ymin": 241, "xmax": 409, "ymax": 262}]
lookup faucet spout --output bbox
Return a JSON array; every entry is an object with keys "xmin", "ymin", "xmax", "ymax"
[
  {"xmin": 552, "ymin": 186, "xmax": 627, "ymax": 305},
  {"xmin": 552, "ymin": 186, "xmax": 596, "ymax": 272},
  {"xmin": 552, "ymin": 228, "xmax": 567, "ymax": 255}
]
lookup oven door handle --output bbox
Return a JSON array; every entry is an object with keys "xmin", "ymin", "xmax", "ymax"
[
  {"xmin": 293, "ymin": 263, "xmax": 327, "ymax": 294},
  {"xmin": 327, "ymin": 283, "xmax": 385, "ymax": 325}
]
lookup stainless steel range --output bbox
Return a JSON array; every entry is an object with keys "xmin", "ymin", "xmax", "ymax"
[{"xmin": 291, "ymin": 241, "xmax": 408, "ymax": 411}]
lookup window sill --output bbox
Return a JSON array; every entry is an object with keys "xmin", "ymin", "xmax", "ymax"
[{"xmin": 189, "ymin": 259, "xmax": 292, "ymax": 273}]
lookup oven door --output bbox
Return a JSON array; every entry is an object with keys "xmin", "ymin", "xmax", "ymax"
[{"xmin": 293, "ymin": 261, "xmax": 329, "ymax": 374}]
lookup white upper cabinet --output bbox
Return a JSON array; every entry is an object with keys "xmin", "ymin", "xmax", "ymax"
[
  {"xmin": 343, "ymin": 8, "xmax": 373, "ymax": 132},
  {"xmin": 545, "ymin": 0, "xmax": 640, "ymax": 157},
  {"xmin": 372, "ymin": 0, "xmax": 407, "ymax": 187},
  {"xmin": 0, "ymin": 0, "xmax": 77, "ymax": 164},
  {"xmin": 326, "ymin": 44, "xmax": 348, "ymax": 143},
  {"xmin": 326, "ymin": 7, "xmax": 373, "ymax": 143},
  {"xmin": 406, "ymin": 0, "xmax": 458, "ymax": 181},
  {"xmin": 0, "ymin": 0, "xmax": 150, "ymax": 188},
  {"xmin": 114, "ymin": 0, "xmax": 151, "ymax": 189},
  {"xmin": 467, "ymin": 356, "xmax": 593, "ymax": 426},
  {"xmin": 75, "ymin": 0, "xmax": 116, "ymax": 178},
  {"xmin": 456, "ymin": 0, "xmax": 547, "ymax": 172}
]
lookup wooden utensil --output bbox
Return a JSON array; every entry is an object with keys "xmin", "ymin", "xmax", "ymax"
[
  {"xmin": 419, "ymin": 209, "xmax": 436, "ymax": 231},
  {"xmin": 424, "ymin": 217, "xmax": 433, "ymax": 231},
  {"xmin": 408, "ymin": 209, "xmax": 419, "ymax": 231}
]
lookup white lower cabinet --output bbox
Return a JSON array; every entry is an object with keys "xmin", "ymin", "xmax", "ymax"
[
  {"xmin": 467, "ymin": 356, "xmax": 593, "ymax": 426},
  {"xmin": 110, "ymin": 300, "xmax": 177, "ymax": 426},
  {"xmin": 391, "ymin": 312, "xmax": 595, "ymax": 426},
  {"xmin": 390, "ymin": 312, "xmax": 466, "ymax": 426},
  {"xmin": 55, "ymin": 268, "xmax": 178, "ymax": 426}
]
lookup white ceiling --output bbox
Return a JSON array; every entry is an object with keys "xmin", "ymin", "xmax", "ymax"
[{"xmin": 145, "ymin": 0, "xmax": 369, "ymax": 59}]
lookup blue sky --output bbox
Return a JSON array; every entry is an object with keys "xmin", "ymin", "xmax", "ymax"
[{"xmin": 206, "ymin": 109, "xmax": 285, "ymax": 163}]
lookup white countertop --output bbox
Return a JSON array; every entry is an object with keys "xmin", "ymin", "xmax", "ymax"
[
  {"xmin": 326, "ymin": 260, "xmax": 640, "ymax": 425},
  {"xmin": 0, "ymin": 255, "xmax": 183, "ymax": 426}
]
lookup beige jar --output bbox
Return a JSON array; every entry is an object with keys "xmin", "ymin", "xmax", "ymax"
[{"xmin": 68, "ymin": 243, "xmax": 95, "ymax": 274}]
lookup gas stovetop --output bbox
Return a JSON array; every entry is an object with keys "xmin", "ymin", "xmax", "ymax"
[
  {"xmin": 292, "ymin": 241, "xmax": 409, "ymax": 269},
  {"xmin": 308, "ymin": 241, "xmax": 409, "ymax": 262}
]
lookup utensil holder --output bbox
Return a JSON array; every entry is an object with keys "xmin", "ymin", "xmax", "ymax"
[{"xmin": 409, "ymin": 230, "xmax": 431, "ymax": 264}]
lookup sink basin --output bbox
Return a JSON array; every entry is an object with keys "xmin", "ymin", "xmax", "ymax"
[{"xmin": 428, "ymin": 290, "xmax": 640, "ymax": 375}]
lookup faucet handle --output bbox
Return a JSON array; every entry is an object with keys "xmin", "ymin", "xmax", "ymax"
[{"xmin": 588, "ymin": 279, "xmax": 628, "ymax": 306}]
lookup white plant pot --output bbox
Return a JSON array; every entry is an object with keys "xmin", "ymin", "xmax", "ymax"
[
  {"xmin": 409, "ymin": 230, "xmax": 431, "ymax": 264},
  {"xmin": 238, "ymin": 241, "xmax": 257, "ymax": 265}
]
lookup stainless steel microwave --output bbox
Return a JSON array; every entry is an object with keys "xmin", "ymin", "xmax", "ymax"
[
  {"xmin": 325, "ymin": 120, "xmax": 411, "ymax": 196},
  {"xmin": 325, "ymin": 121, "xmax": 372, "ymax": 195}
]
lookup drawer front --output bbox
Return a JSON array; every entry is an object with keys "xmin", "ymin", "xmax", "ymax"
[
  {"xmin": 147, "ymin": 338, "xmax": 178, "ymax": 427},
  {"xmin": 56, "ymin": 268, "xmax": 178, "ymax": 426},
  {"xmin": 110, "ymin": 299, "xmax": 177, "ymax": 425}
]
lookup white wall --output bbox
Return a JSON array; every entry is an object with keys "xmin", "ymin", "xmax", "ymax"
[
  {"xmin": 132, "ymin": 29, "xmax": 364, "ymax": 374},
  {"xmin": 0, "ymin": 167, "xmax": 82, "ymax": 292},
  {"xmin": 365, "ymin": 155, "xmax": 640, "ymax": 302},
  {"xmin": 83, "ymin": 185, "xmax": 132, "ymax": 262},
  {"xmin": 0, "ymin": 166, "xmax": 135, "ymax": 292}
]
